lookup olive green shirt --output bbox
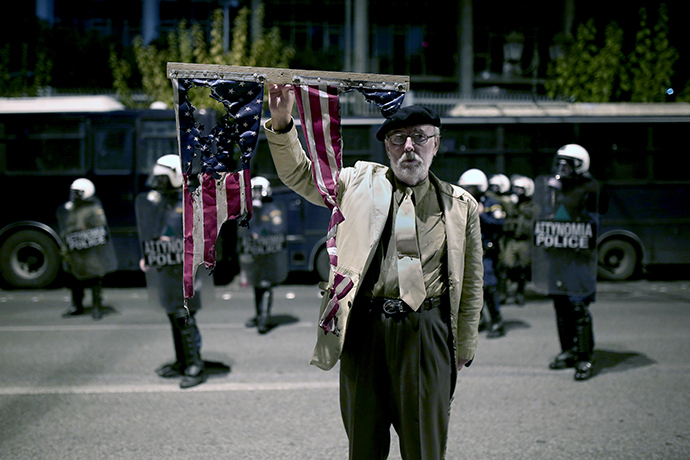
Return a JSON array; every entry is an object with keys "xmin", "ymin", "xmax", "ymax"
[{"xmin": 363, "ymin": 174, "xmax": 447, "ymax": 299}]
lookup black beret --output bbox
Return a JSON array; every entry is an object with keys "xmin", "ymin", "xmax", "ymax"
[{"xmin": 376, "ymin": 105, "xmax": 441, "ymax": 141}]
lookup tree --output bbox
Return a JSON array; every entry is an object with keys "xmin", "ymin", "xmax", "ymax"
[
  {"xmin": 110, "ymin": 7, "xmax": 294, "ymax": 109},
  {"xmin": 546, "ymin": 3, "xmax": 682, "ymax": 103},
  {"xmin": 545, "ymin": 19, "xmax": 626, "ymax": 102},
  {"xmin": 625, "ymin": 4, "xmax": 678, "ymax": 102},
  {"xmin": 0, "ymin": 21, "xmax": 53, "ymax": 97}
]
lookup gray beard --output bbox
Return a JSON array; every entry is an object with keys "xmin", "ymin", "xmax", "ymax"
[{"xmin": 390, "ymin": 154, "xmax": 430, "ymax": 186}]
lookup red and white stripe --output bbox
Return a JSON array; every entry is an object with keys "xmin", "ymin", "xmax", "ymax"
[
  {"xmin": 295, "ymin": 84, "xmax": 353, "ymax": 334},
  {"xmin": 183, "ymin": 170, "xmax": 252, "ymax": 299}
]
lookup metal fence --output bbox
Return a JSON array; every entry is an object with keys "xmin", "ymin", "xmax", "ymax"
[
  {"xmin": 340, "ymin": 89, "xmax": 559, "ymax": 117},
  {"xmin": 48, "ymin": 87, "xmax": 559, "ymax": 117}
]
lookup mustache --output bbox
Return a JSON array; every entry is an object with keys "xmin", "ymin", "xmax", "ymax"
[{"xmin": 401, "ymin": 150, "xmax": 418, "ymax": 161}]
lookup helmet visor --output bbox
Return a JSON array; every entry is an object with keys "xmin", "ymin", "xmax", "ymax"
[{"xmin": 553, "ymin": 157, "xmax": 582, "ymax": 178}]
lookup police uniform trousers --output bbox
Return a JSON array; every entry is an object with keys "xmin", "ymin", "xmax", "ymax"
[{"xmin": 340, "ymin": 296, "xmax": 456, "ymax": 460}]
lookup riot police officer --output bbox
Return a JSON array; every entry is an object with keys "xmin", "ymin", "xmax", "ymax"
[
  {"xmin": 500, "ymin": 175, "xmax": 536, "ymax": 305},
  {"xmin": 488, "ymin": 174, "xmax": 512, "ymax": 203},
  {"xmin": 532, "ymin": 144, "xmax": 600, "ymax": 381},
  {"xmin": 459, "ymin": 169, "xmax": 506, "ymax": 338},
  {"xmin": 488, "ymin": 173, "xmax": 515, "ymax": 303},
  {"xmin": 136, "ymin": 154, "xmax": 213, "ymax": 389},
  {"xmin": 240, "ymin": 176, "xmax": 288, "ymax": 334},
  {"xmin": 57, "ymin": 178, "xmax": 118, "ymax": 320}
]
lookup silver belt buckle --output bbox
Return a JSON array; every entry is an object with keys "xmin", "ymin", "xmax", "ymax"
[{"xmin": 382, "ymin": 299, "xmax": 406, "ymax": 315}]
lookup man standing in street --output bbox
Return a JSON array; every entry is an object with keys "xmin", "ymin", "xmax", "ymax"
[{"xmin": 264, "ymin": 84, "xmax": 484, "ymax": 460}]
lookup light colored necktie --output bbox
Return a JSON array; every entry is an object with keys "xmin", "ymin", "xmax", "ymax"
[{"xmin": 396, "ymin": 188, "xmax": 426, "ymax": 310}]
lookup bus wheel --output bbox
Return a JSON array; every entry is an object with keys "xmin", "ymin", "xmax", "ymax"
[
  {"xmin": 598, "ymin": 238, "xmax": 638, "ymax": 281},
  {"xmin": 0, "ymin": 230, "xmax": 61, "ymax": 289},
  {"xmin": 315, "ymin": 247, "xmax": 331, "ymax": 282}
]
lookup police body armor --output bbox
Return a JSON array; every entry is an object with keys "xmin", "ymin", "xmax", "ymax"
[
  {"xmin": 531, "ymin": 175, "xmax": 600, "ymax": 296},
  {"xmin": 480, "ymin": 194, "xmax": 504, "ymax": 287},
  {"xmin": 239, "ymin": 200, "xmax": 288, "ymax": 289},
  {"xmin": 135, "ymin": 191, "xmax": 204, "ymax": 314},
  {"xmin": 56, "ymin": 197, "xmax": 118, "ymax": 280}
]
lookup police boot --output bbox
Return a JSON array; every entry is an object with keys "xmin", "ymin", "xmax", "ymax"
[
  {"xmin": 177, "ymin": 313, "xmax": 206, "ymax": 389},
  {"xmin": 485, "ymin": 288, "xmax": 505, "ymax": 339},
  {"xmin": 63, "ymin": 288, "xmax": 85, "ymax": 317},
  {"xmin": 573, "ymin": 307, "xmax": 595, "ymax": 381},
  {"xmin": 549, "ymin": 349, "xmax": 577, "ymax": 370},
  {"xmin": 553, "ymin": 297, "xmax": 576, "ymax": 353},
  {"xmin": 497, "ymin": 265, "xmax": 509, "ymax": 304},
  {"xmin": 257, "ymin": 287, "xmax": 273, "ymax": 335},
  {"xmin": 514, "ymin": 267, "xmax": 528, "ymax": 306},
  {"xmin": 91, "ymin": 281, "xmax": 103, "ymax": 320},
  {"xmin": 245, "ymin": 287, "xmax": 265, "ymax": 328},
  {"xmin": 487, "ymin": 319, "xmax": 505, "ymax": 339},
  {"xmin": 156, "ymin": 314, "xmax": 186, "ymax": 378},
  {"xmin": 244, "ymin": 308, "xmax": 260, "ymax": 328},
  {"xmin": 62, "ymin": 303, "xmax": 84, "ymax": 317}
]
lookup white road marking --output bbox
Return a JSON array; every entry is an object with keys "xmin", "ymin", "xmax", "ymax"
[
  {"xmin": 0, "ymin": 322, "xmax": 314, "ymax": 332},
  {"xmin": 0, "ymin": 380, "xmax": 338, "ymax": 395}
]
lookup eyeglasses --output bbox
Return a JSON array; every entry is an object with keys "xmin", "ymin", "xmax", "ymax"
[{"xmin": 386, "ymin": 132, "xmax": 437, "ymax": 146}]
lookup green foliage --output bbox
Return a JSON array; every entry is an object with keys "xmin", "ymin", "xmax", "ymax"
[
  {"xmin": 0, "ymin": 23, "xmax": 53, "ymax": 97},
  {"xmin": 626, "ymin": 4, "xmax": 678, "ymax": 102},
  {"xmin": 545, "ymin": 20, "xmax": 625, "ymax": 102},
  {"xmin": 109, "ymin": 46, "xmax": 133, "ymax": 107},
  {"xmin": 546, "ymin": 3, "xmax": 681, "ymax": 103},
  {"xmin": 109, "ymin": 6, "xmax": 295, "ymax": 109}
]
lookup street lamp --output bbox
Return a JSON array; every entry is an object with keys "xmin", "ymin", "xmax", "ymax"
[{"xmin": 503, "ymin": 31, "xmax": 524, "ymax": 77}]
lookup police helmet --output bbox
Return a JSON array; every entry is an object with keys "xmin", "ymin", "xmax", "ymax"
[
  {"xmin": 70, "ymin": 178, "xmax": 96, "ymax": 200},
  {"xmin": 489, "ymin": 174, "xmax": 511, "ymax": 194},
  {"xmin": 512, "ymin": 176, "xmax": 535, "ymax": 197},
  {"xmin": 151, "ymin": 154, "xmax": 184, "ymax": 189},
  {"xmin": 555, "ymin": 144, "xmax": 590, "ymax": 177},
  {"xmin": 458, "ymin": 169, "xmax": 488, "ymax": 193},
  {"xmin": 251, "ymin": 176, "xmax": 272, "ymax": 206}
]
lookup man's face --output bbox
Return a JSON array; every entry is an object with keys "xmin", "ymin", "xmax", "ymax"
[{"xmin": 384, "ymin": 124, "xmax": 439, "ymax": 186}]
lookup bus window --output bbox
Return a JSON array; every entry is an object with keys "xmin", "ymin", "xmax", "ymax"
[
  {"xmin": 442, "ymin": 125, "xmax": 497, "ymax": 152},
  {"xmin": 532, "ymin": 124, "xmax": 576, "ymax": 152},
  {"xmin": 504, "ymin": 125, "xmax": 534, "ymax": 152},
  {"xmin": 434, "ymin": 152, "xmax": 497, "ymax": 183},
  {"xmin": 579, "ymin": 123, "xmax": 647, "ymax": 155},
  {"xmin": 597, "ymin": 150, "xmax": 649, "ymax": 182},
  {"xmin": 342, "ymin": 125, "xmax": 378, "ymax": 166},
  {"xmin": 251, "ymin": 140, "xmax": 279, "ymax": 181},
  {"xmin": 650, "ymin": 124, "xmax": 685, "ymax": 181},
  {"xmin": 137, "ymin": 119, "xmax": 178, "ymax": 174},
  {"xmin": 93, "ymin": 125, "xmax": 134, "ymax": 174},
  {"xmin": 4, "ymin": 119, "xmax": 85, "ymax": 174},
  {"xmin": 504, "ymin": 152, "xmax": 552, "ymax": 179}
]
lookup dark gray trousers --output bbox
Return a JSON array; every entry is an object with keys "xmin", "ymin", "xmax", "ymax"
[{"xmin": 339, "ymin": 301, "xmax": 456, "ymax": 460}]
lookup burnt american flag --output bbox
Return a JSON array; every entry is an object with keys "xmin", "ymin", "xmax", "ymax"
[
  {"xmin": 173, "ymin": 77, "xmax": 264, "ymax": 299},
  {"xmin": 171, "ymin": 72, "xmax": 404, "ymax": 315}
]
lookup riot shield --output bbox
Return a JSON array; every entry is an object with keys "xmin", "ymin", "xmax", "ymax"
[
  {"xmin": 135, "ymin": 191, "xmax": 208, "ymax": 313},
  {"xmin": 56, "ymin": 198, "xmax": 118, "ymax": 280},
  {"xmin": 239, "ymin": 200, "xmax": 289, "ymax": 288},
  {"xmin": 531, "ymin": 175, "xmax": 599, "ymax": 296}
]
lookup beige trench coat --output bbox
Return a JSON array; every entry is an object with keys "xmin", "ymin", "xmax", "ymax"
[{"xmin": 265, "ymin": 121, "xmax": 484, "ymax": 371}]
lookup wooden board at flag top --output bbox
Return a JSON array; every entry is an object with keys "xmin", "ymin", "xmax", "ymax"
[{"xmin": 167, "ymin": 62, "xmax": 409, "ymax": 93}]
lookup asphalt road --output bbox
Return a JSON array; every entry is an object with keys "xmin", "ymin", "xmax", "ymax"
[{"xmin": 1, "ymin": 278, "xmax": 689, "ymax": 459}]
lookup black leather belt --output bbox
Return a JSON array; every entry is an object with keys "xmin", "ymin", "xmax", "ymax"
[{"xmin": 367, "ymin": 296, "xmax": 445, "ymax": 316}]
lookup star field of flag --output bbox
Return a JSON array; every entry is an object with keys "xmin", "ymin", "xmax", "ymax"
[{"xmin": 176, "ymin": 78, "xmax": 264, "ymax": 175}]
